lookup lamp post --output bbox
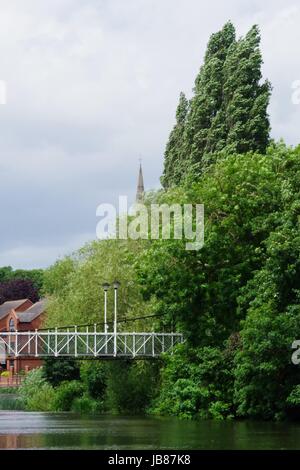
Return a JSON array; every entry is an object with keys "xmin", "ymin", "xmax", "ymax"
[
  {"xmin": 113, "ymin": 280, "xmax": 120, "ymax": 356},
  {"xmin": 102, "ymin": 283, "xmax": 110, "ymax": 334}
]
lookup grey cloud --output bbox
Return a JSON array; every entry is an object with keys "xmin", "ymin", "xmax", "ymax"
[{"xmin": 0, "ymin": 0, "xmax": 298, "ymax": 268}]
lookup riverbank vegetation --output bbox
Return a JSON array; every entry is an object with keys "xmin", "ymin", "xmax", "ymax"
[
  {"xmin": 13, "ymin": 361, "xmax": 159, "ymax": 414},
  {"xmin": 34, "ymin": 142, "xmax": 300, "ymax": 420},
  {"xmin": 0, "ymin": 387, "xmax": 24, "ymax": 410}
]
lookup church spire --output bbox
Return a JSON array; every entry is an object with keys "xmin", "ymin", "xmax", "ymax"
[{"xmin": 136, "ymin": 161, "xmax": 144, "ymax": 203}]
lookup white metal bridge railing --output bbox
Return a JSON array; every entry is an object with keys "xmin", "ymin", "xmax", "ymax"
[{"xmin": 0, "ymin": 331, "xmax": 183, "ymax": 359}]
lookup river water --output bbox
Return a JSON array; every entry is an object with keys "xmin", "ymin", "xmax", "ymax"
[{"xmin": 0, "ymin": 411, "xmax": 300, "ymax": 449}]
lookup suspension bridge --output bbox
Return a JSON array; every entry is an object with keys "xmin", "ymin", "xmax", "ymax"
[
  {"xmin": 0, "ymin": 283, "xmax": 183, "ymax": 360},
  {"xmin": 0, "ymin": 328, "xmax": 183, "ymax": 359}
]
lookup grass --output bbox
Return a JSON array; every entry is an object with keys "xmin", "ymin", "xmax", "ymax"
[
  {"xmin": 0, "ymin": 387, "xmax": 19, "ymax": 394},
  {"xmin": 0, "ymin": 393, "xmax": 25, "ymax": 410}
]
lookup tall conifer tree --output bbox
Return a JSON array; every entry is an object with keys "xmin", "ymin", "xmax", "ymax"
[
  {"xmin": 222, "ymin": 25, "xmax": 271, "ymax": 154},
  {"xmin": 161, "ymin": 22, "xmax": 271, "ymax": 186},
  {"xmin": 161, "ymin": 92, "xmax": 188, "ymax": 189},
  {"xmin": 182, "ymin": 21, "xmax": 236, "ymax": 174}
]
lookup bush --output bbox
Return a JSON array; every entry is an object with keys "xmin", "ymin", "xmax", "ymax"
[
  {"xmin": 150, "ymin": 344, "xmax": 235, "ymax": 419},
  {"xmin": 25, "ymin": 387, "xmax": 56, "ymax": 412},
  {"xmin": 71, "ymin": 394, "xmax": 104, "ymax": 414},
  {"xmin": 53, "ymin": 380, "xmax": 84, "ymax": 411},
  {"xmin": 18, "ymin": 368, "xmax": 55, "ymax": 411},
  {"xmin": 208, "ymin": 401, "xmax": 233, "ymax": 420}
]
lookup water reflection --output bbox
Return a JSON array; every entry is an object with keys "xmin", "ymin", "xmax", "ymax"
[{"xmin": 0, "ymin": 411, "xmax": 300, "ymax": 449}]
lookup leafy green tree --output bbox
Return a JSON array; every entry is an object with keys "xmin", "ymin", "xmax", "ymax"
[
  {"xmin": 0, "ymin": 267, "xmax": 13, "ymax": 283},
  {"xmin": 43, "ymin": 239, "xmax": 152, "ymax": 329},
  {"xmin": 140, "ymin": 146, "xmax": 290, "ymax": 346},
  {"xmin": 42, "ymin": 257, "xmax": 75, "ymax": 297},
  {"xmin": 234, "ymin": 302, "xmax": 300, "ymax": 420},
  {"xmin": 234, "ymin": 165, "xmax": 300, "ymax": 419},
  {"xmin": 12, "ymin": 269, "xmax": 44, "ymax": 292},
  {"xmin": 142, "ymin": 143, "xmax": 300, "ymax": 420}
]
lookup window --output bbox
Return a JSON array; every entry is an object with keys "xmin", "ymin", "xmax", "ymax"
[{"xmin": 9, "ymin": 318, "xmax": 15, "ymax": 332}]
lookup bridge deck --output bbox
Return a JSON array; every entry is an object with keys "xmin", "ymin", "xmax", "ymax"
[{"xmin": 0, "ymin": 331, "xmax": 183, "ymax": 359}]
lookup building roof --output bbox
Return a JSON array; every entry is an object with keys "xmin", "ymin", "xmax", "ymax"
[
  {"xmin": 17, "ymin": 299, "xmax": 47, "ymax": 323},
  {"xmin": 0, "ymin": 299, "xmax": 29, "ymax": 320}
]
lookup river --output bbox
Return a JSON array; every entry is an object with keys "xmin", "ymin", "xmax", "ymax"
[{"xmin": 0, "ymin": 411, "xmax": 300, "ymax": 449}]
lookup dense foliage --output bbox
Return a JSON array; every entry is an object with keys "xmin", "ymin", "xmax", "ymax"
[
  {"xmin": 18, "ymin": 368, "xmax": 56, "ymax": 412},
  {"xmin": 43, "ymin": 358, "xmax": 80, "ymax": 387},
  {"xmin": 43, "ymin": 239, "xmax": 152, "ymax": 330},
  {"xmin": 17, "ymin": 362, "xmax": 158, "ymax": 415},
  {"xmin": 38, "ymin": 143, "xmax": 300, "ymax": 420},
  {"xmin": 140, "ymin": 143, "xmax": 300, "ymax": 420}
]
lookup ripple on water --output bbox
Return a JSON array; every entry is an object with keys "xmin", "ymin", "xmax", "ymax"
[{"xmin": 1, "ymin": 411, "xmax": 300, "ymax": 450}]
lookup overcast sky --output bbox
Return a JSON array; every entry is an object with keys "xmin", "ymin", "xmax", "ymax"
[{"xmin": 0, "ymin": 0, "xmax": 299, "ymax": 269}]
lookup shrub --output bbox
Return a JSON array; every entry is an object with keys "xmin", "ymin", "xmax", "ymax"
[
  {"xmin": 53, "ymin": 380, "xmax": 84, "ymax": 411},
  {"xmin": 18, "ymin": 367, "xmax": 55, "ymax": 411},
  {"xmin": 208, "ymin": 401, "xmax": 233, "ymax": 420},
  {"xmin": 71, "ymin": 394, "xmax": 104, "ymax": 414},
  {"xmin": 25, "ymin": 386, "xmax": 56, "ymax": 412}
]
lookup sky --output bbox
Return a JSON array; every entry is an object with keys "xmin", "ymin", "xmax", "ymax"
[{"xmin": 0, "ymin": 0, "xmax": 299, "ymax": 269}]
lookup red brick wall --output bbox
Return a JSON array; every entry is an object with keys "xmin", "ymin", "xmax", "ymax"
[
  {"xmin": 0, "ymin": 317, "xmax": 6, "ymax": 332},
  {"xmin": 13, "ymin": 358, "xmax": 43, "ymax": 373}
]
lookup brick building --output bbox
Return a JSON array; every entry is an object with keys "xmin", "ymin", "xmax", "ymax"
[{"xmin": 0, "ymin": 299, "xmax": 47, "ymax": 373}]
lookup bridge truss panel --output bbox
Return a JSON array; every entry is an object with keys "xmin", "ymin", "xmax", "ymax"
[{"xmin": 0, "ymin": 332, "xmax": 183, "ymax": 359}]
